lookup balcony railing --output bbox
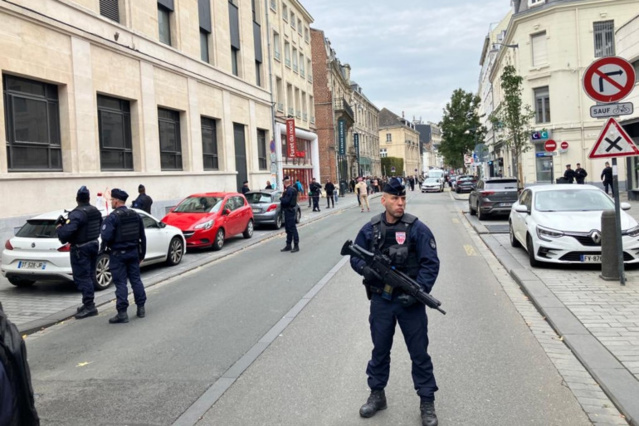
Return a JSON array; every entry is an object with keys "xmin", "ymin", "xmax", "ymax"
[
  {"xmin": 296, "ymin": 110, "xmax": 301, "ymax": 118},
  {"xmin": 310, "ymin": 116, "xmax": 315, "ymax": 124},
  {"xmin": 288, "ymin": 107, "xmax": 294, "ymax": 116},
  {"xmin": 308, "ymin": 74, "xmax": 313, "ymax": 83},
  {"xmin": 285, "ymin": 58, "xmax": 291, "ymax": 67},
  {"xmin": 274, "ymin": 51, "xmax": 281, "ymax": 61},
  {"xmin": 277, "ymin": 103, "xmax": 284, "ymax": 112},
  {"xmin": 293, "ymin": 64, "xmax": 298, "ymax": 72},
  {"xmin": 303, "ymin": 112, "xmax": 308, "ymax": 121},
  {"xmin": 334, "ymin": 97, "xmax": 354, "ymax": 122},
  {"xmin": 300, "ymin": 69, "xmax": 305, "ymax": 77}
]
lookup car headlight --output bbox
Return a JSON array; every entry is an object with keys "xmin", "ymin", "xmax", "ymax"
[
  {"xmin": 194, "ymin": 219, "xmax": 214, "ymax": 230},
  {"xmin": 536, "ymin": 225, "xmax": 564, "ymax": 241},
  {"xmin": 622, "ymin": 225, "xmax": 639, "ymax": 237}
]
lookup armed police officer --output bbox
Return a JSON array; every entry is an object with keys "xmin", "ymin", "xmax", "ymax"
[
  {"xmin": 100, "ymin": 188, "xmax": 147, "ymax": 324},
  {"xmin": 350, "ymin": 177, "xmax": 440, "ymax": 426},
  {"xmin": 56, "ymin": 186, "xmax": 103, "ymax": 320},
  {"xmin": 280, "ymin": 176, "xmax": 300, "ymax": 253}
]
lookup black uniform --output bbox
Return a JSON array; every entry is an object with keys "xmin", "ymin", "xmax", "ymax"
[
  {"xmin": 325, "ymin": 181, "xmax": 335, "ymax": 208},
  {"xmin": 132, "ymin": 193, "xmax": 153, "ymax": 214},
  {"xmin": 310, "ymin": 181, "xmax": 322, "ymax": 211},
  {"xmin": 280, "ymin": 183, "xmax": 299, "ymax": 249},
  {"xmin": 564, "ymin": 168, "xmax": 577, "ymax": 183},
  {"xmin": 56, "ymin": 203, "xmax": 102, "ymax": 310},
  {"xmin": 601, "ymin": 166, "xmax": 614, "ymax": 195},
  {"xmin": 575, "ymin": 167, "xmax": 588, "ymax": 184}
]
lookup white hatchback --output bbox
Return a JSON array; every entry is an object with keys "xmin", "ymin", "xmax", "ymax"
[
  {"xmin": 1, "ymin": 208, "xmax": 186, "ymax": 290},
  {"xmin": 509, "ymin": 185, "xmax": 639, "ymax": 267}
]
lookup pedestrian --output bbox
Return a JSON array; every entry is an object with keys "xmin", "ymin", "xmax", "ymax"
[
  {"xmin": 575, "ymin": 163, "xmax": 588, "ymax": 184},
  {"xmin": 280, "ymin": 176, "xmax": 299, "ymax": 253},
  {"xmin": 349, "ymin": 177, "xmax": 440, "ymax": 426},
  {"xmin": 350, "ymin": 178, "xmax": 356, "ymax": 193},
  {"xmin": 100, "ymin": 188, "xmax": 147, "ymax": 324},
  {"xmin": 132, "ymin": 184, "xmax": 153, "ymax": 214},
  {"xmin": 563, "ymin": 164, "xmax": 576, "ymax": 184},
  {"xmin": 408, "ymin": 176, "xmax": 415, "ymax": 191},
  {"xmin": 265, "ymin": 180, "xmax": 273, "ymax": 190},
  {"xmin": 325, "ymin": 178, "xmax": 335, "ymax": 209},
  {"xmin": 295, "ymin": 179, "xmax": 304, "ymax": 194},
  {"xmin": 241, "ymin": 181, "xmax": 250, "ymax": 195},
  {"xmin": 601, "ymin": 161, "xmax": 614, "ymax": 196},
  {"xmin": 56, "ymin": 186, "xmax": 103, "ymax": 319},
  {"xmin": 310, "ymin": 178, "xmax": 322, "ymax": 212},
  {"xmin": 355, "ymin": 177, "xmax": 370, "ymax": 212}
]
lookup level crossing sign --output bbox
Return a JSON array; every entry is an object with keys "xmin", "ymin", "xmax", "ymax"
[
  {"xmin": 588, "ymin": 117, "xmax": 639, "ymax": 159},
  {"xmin": 583, "ymin": 57, "xmax": 636, "ymax": 103}
]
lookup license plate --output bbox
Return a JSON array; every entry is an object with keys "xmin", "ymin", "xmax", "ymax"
[
  {"xmin": 500, "ymin": 203, "xmax": 512, "ymax": 207},
  {"xmin": 252, "ymin": 208, "xmax": 260, "ymax": 213},
  {"xmin": 18, "ymin": 261, "xmax": 46, "ymax": 270},
  {"xmin": 580, "ymin": 255, "xmax": 601, "ymax": 263}
]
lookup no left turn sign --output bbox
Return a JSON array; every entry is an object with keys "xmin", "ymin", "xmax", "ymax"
[{"xmin": 583, "ymin": 56, "xmax": 636, "ymax": 103}]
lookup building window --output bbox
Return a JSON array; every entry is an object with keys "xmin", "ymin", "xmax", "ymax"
[
  {"xmin": 534, "ymin": 86, "xmax": 550, "ymax": 123},
  {"xmin": 528, "ymin": 0, "xmax": 545, "ymax": 6},
  {"xmin": 270, "ymin": 0, "xmax": 276, "ymax": 11},
  {"xmin": 386, "ymin": 133, "xmax": 392, "ymax": 142},
  {"xmin": 257, "ymin": 129, "xmax": 267, "ymax": 170},
  {"xmin": 297, "ymin": 19, "xmax": 302, "ymax": 35},
  {"xmin": 282, "ymin": 3, "xmax": 288, "ymax": 21},
  {"xmin": 299, "ymin": 53, "xmax": 305, "ymax": 76},
  {"xmin": 229, "ymin": 0, "xmax": 241, "ymax": 77},
  {"xmin": 200, "ymin": 30, "xmax": 210, "ymax": 62},
  {"xmin": 633, "ymin": 59, "xmax": 639, "ymax": 83},
  {"xmin": 98, "ymin": 95, "xmax": 132, "ymax": 170},
  {"xmin": 255, "ymin": 61, "xmax": 262, "ymax": 86},
  {"xmin": 158, "ymin": 108, "xmax": 182, "ymax": 170},
  {"xmin": 531, "ymin": 32, "xmax": 547, "ymax": 67},
  {"xmin": 231, "ymin": 48, "xmax": 240, "ymax": 76},
  {"xmin": 158, "ymin": 4, "xmax": 172, "ymax": 46},
  {"xmin": 380, "ymin": 149, "xmax": 387, "ymax": 158},
  {"xmin": 290, "ymin": 11, "xmax": 295, "ymax": 29},
  {"xmin": 292, "ymin": 47, "xmax": 298, "ymax": 72},
  {"xmin": 201, "ymin": 116, "xmax": 219, "ymax": 170},
  {"xmin": 100, "ymin": 0, "xmax": 119, "ymax": 22},
  {"xmin": 284, "ymin": 41, "xmax": 291, "ymax": 67},
  {"xmin": 273, "ymin": 32, "xmax": 281, "ymax": 60},
  {"xmin": 199, "ymin": 0, "xmax": 212, "ymax": 63},
  {"xmin": 3, "ymin": 74, "xmax": 62, "ymax": 171},
  {"xmin": 304, "ymin": 27, "xmax": 309, "ymax": 43},
  {"xmin": 594, "ymin": 21, "xmax": 615, "ymax": 58}
]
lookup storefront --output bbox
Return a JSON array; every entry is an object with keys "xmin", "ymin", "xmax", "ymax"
[{"xmin": 274, "ymin": 122, "xmax": 319, "ymax": 192}]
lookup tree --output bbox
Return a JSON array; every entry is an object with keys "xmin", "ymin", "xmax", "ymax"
[
  {"xmin": 439, "ymin": 89, "xmax": 485, "ymax": 170},
  {"xmin": 489, "ymin": 64, "xmax": 535, "ymax": 187},
  {"xmin": 381, "ymin": 157, "xmax": 404, "ymax": 177}
]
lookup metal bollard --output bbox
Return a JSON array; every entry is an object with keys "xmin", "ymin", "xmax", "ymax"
[{"xmin": 600, "ymin": 209, "xmax": 619, "ymax": 280}]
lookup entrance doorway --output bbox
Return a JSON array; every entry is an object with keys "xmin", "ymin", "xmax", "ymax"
[{"xmin": 234, "ymin": 123, "xmax": 247, "ymax": 192}]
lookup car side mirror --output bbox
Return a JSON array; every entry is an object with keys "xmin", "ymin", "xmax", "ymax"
[
  {"xmin": 514, "ymin": 204, "xmax": 529, "ymax": 214},
  {"xmin": 159, "ymin": 222, "xmax": 166, "ymax": 228},
  {"xmin": 223, "ymin": 208, "xmax": 231, "ymax": 216},
  {"xmin": 621, "ymin": 202, "xmax": 631, "ymax": 211}
]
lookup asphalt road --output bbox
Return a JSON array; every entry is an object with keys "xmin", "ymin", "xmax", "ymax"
[{"xmin": 24, "ymin": 191, "xmax": 591, "ymax": 425}]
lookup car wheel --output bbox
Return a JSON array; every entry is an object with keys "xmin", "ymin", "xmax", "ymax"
[
  {"xmin": 295, "ymin": 208, "xmax": 301, "ymax": 224},
  {"xmin": 469, "ymin": 201, "xmax": 476, "ymax": 216},
  {"xmin": 275, "ymin": 213, "xmax": 283, "ymax": 229},
  {"xmin": 7, "ymin": 277, "xmax": 35, "ymax": 287},
  {"xmin": 477, "ymin": 204, "xmax": 486, "ymax": 220},
  {"xmin": 95, "ymin": 253, "xmax": 112, "ymax": 291},
  {"xmin": 526, "ymin": 234, "xmax": 541, "ymax": 267},
  {"xmin": 243, "ymin": 220, "xmax": 254, "ymax": 239},
  {"xmin": 456, "ymin": 188, "xmax": 460, "ymax": 194},
  {"xmin": 212, "ymin": 228, "xmax": 225, "ymax": 251},
  {"xmin": 166, "ymin": 236, "xmax": 185, "ymax": 266},
  {"xmin": 509, "ymin": 223, "xmax": 521, "ymax": 248}
]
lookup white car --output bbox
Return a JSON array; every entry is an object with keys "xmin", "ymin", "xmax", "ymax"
[
  {"xmin": 1, "ymin": 208, "xmax": 186, "ymax": 290},
  {"xmin": 509, "ymin": 185, "xmax": 639, "ymax": 267},
  {"xmin": 421, "ymin": 178, "xmax": 444, "ymax": 193}
]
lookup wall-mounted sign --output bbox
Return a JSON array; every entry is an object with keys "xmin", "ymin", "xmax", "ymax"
[
  {"xmin": 286, "ymin": 118, "xmax": 296, "ymax": 158},
  {"xmin": 338, "ymin": 119, "xmax": 346, "ymax": 156},
  {"xmin": 531, "ymin": 130, "xmax": 551, "ymax": 141}
]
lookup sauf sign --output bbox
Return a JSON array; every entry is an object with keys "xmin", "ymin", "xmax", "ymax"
[{"xmin": 286, "ymin": 118, "xmax": 296, "ymax": 158}]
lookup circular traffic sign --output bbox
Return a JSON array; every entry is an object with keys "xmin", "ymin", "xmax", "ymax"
[
  {"xmin": 583, "ymin": 56, "xmax": 636, "ymax": 103},
  {"xmin": 544, "ymin": 139, "xmax": 557, "ymax": 152},
  {"xmin": 560, "ymin": 141, "xmax": 569, "ymax": 150}
]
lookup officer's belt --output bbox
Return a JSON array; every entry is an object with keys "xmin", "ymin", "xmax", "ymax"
[{"xmin": 72, "ymin": 240, "xmax": 98, "ymax": 248}]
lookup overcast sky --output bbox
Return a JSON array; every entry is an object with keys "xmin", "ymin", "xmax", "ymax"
[{"xmin": 303, "ymin": 0, "xmax": 512, "ymax": 124}]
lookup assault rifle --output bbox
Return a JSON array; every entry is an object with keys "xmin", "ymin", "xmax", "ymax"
[{"xmin": 341, "ymin": 240, "xmax": 446, "ymax": 315}]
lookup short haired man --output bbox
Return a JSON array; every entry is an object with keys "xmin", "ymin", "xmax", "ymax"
[{"xmin": 132, "ymin": 184, "xmax": 153, "ymax": 214}]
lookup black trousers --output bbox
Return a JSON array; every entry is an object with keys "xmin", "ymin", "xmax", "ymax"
[
  {"xmin": 312, "ymin": 196, "xmax": 320, "ymax": 211},
  {"xmin": 284, "ymin": 209, "xmax": 299, "ymax": 245},
  {"xmin": 326, "ymin": 193, "xmax": 334, "ymax": 208},
  {"xmin": 70, "ymin": 241, "xmax": 99, "ymax": 306},
  {"xmin": 604, "ymin": 181, "xmax": 614, "ymax": 195}
]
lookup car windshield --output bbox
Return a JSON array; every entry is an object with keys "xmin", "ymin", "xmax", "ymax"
[
  {"xmin": 245, "ymin": 193, "xmax": 274, "ymax": 203},
  {"xmin": 534, "ymin": 189, "xmax": 614, "ymax": 212},
  {"xmin": 424, "ymin": 178, "xmax": 439, "ymax": 184},
  {"xmin": 428, "ymin": 170, "xmax": 444, "ymax": 179},
  {"xmin": 16, "ymin": 219, "xmax": 58, "ymax": 238},
  {"xmin": 174, "ymin": 196, "xmax": 223, "ymax": 213}
]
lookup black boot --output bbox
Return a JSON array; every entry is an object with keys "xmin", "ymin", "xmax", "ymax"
[
  {"xmin": 420, "ymin": 400, "xmax": 438, "ymax": 426},
  {"xmin": 281, "ymin": 245, "xmax": 292, "ymax": 252},
  {"xmin": 291, "ymin": 243, "xmax": 299, "ymax": 253},
  {"xmin": 75, "ymin": 304, "xmax": 98, "ymax": 319},
  {"xmin": 109, "ymin": 311, "xmax": 129, "ymax": 324},
  {"xmin": 359, "ymin": 390, "xmax": 387, "ymax": 418},
  {"xmin": 137, "ymin": 305, "xmax": 145, "ymax": 318}
]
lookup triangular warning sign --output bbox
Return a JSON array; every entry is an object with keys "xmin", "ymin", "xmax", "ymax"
[{"xmin": 588, "ymin": 117, "xmax": 639, "ymax": 159}]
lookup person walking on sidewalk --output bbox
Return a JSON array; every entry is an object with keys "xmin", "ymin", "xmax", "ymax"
[
  {"xmin": 601, "ymin": 161, "xmax": 614, "ymax": 196},
  {"xmin": 280, "ymin": 176, "xmax": 299, "ymax": 253},
  {"xmin": 575, "ymin": 163, "xmax": 588, "ymax": 184},
  {"xmin": 355, "ymin": 177, "xmax": 370, "ymax": 212},
  {"xmin": 310, "ymin": 178, "xmax": 322, "ymax": 212},
  {"xmin": 132, "ymin": 184, "xmax": 153, "ymax": 214},
  {"xmin": 56, "ymin": 186, "xmax": 102, "ymax": 320},
  {"xmin": 101, "ymin": 188, "xmax": 147, "ymax": 324},
  {"xmin": 349, "ymin": 177, "xmax": 440, "ymax": 426},
  {"xmin": 563, "ymin": 164, "xmax": 576, "ymax": 184},
  {"xmin": 325, "ymin": 178, "xmax": 335, "ymax": 209}
]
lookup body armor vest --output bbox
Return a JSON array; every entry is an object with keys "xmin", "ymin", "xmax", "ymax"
[
  {"xmin": 371, "ymin": 213, "xmax": 420, "ymax": 279},
  {"xmin": 73, "ymin": 205, "xmax": 101, "ymax": 244},
  {"xmin": 113, "ymin": 208, "xmax": 140, "ymax": 244}
]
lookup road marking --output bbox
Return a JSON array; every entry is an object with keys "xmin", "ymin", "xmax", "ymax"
[{"xmin": 464, "ymin": 244, "xmax": 477, "ymax": 256}]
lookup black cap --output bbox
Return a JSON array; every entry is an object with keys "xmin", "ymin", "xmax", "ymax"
[
  {"xmin": 383, "ymin": 178, "xmax": 406, "ymax": 196},
  {"xmin": 566, "ymin": 164, "xmax": 571, "ymax": 167},
  {"xmin": 76, "ymin": 185, "xmax": 90, "ymax": 202},
  {"xmin": 111, "ymin": 188, "xmax": 129, "ymax": 202}
]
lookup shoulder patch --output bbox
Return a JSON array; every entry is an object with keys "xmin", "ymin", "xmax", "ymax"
[
  {"xmin": 102, "ymin": 224, "xmax": 106, "ymax": 230},
  {"xmin": 429, "ymin": 238, "xmax": 437, "ymax": 250}
]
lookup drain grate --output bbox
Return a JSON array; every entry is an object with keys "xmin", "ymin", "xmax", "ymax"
[{"xmin": 484, "ymin": 225, "xmax": 509, "ymax": 233}]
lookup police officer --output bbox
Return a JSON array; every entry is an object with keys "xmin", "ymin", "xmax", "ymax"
[
  {"xmin": 101, "ymin": 188, "xmax": 147, "ymax": 324},
  {"xmin": 564, "ymin": 164, "xmax": 577, "ymax": 184},
  {"xmin": 131, "ymin": 184, "xmax": 153, "ymax": 214},
  {"xmin": 350, "ymin": 177, "xmax": 440, "ymax": 426},
  {"xmin": 280, "ymin": 176, "xmax": 300, "ymax": 253},
  {"xmin": 56, "ymin": 186, "xmax": 102, "ymax": 320}
]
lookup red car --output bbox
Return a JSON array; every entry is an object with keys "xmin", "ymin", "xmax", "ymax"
[{"xmin": 162, "ymin": 192, "xmax": 254, "ymax": 250}]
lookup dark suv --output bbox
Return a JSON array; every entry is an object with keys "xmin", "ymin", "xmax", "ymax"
[
  {"xmin": 455, "ymin": 175, "xmax": 477, "ymax": 193},
  {"xmin": 468, "ymin": 178, "xmax": 519, "ymax": 219}
]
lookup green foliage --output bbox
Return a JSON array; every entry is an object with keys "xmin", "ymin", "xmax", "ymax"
[
  {"xmin": 381, "ymin": 157, "xmax": 404, "ymax": 176},
  {"xmin": 438, "ymin": 89, "xmax": 486, "ymax": 169}
]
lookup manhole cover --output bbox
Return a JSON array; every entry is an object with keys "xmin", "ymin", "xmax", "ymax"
[{"xmin": 484, "ymin": 225, "xmax": 509, "ymax": 233}]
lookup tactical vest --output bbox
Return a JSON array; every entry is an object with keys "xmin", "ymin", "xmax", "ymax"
[
  {"xmin": 113, "ymin": 208, "xmax": 140, "ymax": 244},
  {"xmin": 288, "ymin": 187, "xmax": 298, "ymax": 207},
  {"xmin": 370, "ymin": 213, "xmax": 420, "ymax": 279},
  {"xmin": 73, "ymin": 205, "xmax": 102, "ymax": 244}
]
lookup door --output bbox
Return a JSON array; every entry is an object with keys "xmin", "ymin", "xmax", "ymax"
[{"xmin": 234, "ymin": 123, "xmax": 247, "ymax": 192}]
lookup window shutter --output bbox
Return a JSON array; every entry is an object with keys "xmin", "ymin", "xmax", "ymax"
[
  {"xmin": 158, "ymin": 0, "xmax": 174, "ymax": 11},
  {"xmin": 198, "ymin": 0, "xmax": 211, "ymax": 33},
  {"xmin": 531, "ymin": 32, "xmax": 547, "ymax": 66},
  {"xmin": 100, "ymin": 0, "xmax": 119, "ymax": 22},
  {"xmin": 253, "ymin": 22, "xmax": 262, "ymax": 63},
  {"xmin": 229, "ymin": 2, "xmax": 240, "ymax": 49}
]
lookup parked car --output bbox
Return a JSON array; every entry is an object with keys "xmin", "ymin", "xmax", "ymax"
[
  {"xmin": 469, "ymin": 178, "xmax": 519, "ymax": 219},
  {"xmin": 245, "ymin": 190, "xmax": 301, "ymax": 229},
  {"xmin": 455, "ymin": 175, "xmax": 477, "ymax": 193},
  {"xmin": 162, "ymin": 192, "xmax": 253, "ymax": 251},
  {"xmin": 1, "ymin": 208, "xmax": 186, "ymax": 290},
  {"xmin": 509, "ymin": 185, "xmax": 639, "ymax": 267},
  {"xmin": 421, "ymin": 178, "xmax": 444, "ymax": 193}
]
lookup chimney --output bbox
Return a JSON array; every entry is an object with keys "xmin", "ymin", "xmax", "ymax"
[
  {"xmin": 343, "ymin": 63, "xmax": 351, "ymax": 82},
  {"xmin": 402, "ymin": 111, "xmax": 405, "ymax": 118}
]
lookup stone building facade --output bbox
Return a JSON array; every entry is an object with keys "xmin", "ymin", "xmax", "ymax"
[
  {"xmin": 350, "ymin": 82, "xmax": 380, "ymax": 177},
  {"xmin": 378, "ymin": 108, "xmax": 420, "ymax": 176}
]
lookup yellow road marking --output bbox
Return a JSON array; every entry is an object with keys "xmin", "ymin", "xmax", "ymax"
[{"xmin": 464, "ymin": 244, "xmax": 477, "ymax": 256}]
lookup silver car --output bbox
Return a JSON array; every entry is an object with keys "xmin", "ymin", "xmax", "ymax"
[
  {"xmin": 245, "ymin": 190, "xmax": 301, "ymax": 229},
  {"xmin": 469, "ymin": 178, "xmax": 519, "ymax": 219}
]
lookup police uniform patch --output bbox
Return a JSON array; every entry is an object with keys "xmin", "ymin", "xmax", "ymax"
[
  {"xmin": 395, "ymin": 232, "xmax": 406, "ymax": 244},
  {"xmin": 429, "ymin": 238, "xmax": 437, "ymax": 250},
  {"xmin": 102, "ymin": 224, "xmax": 106, "ymax": 230},
  {"xmin": 65, "ymin": 219, "xmax": 70, "ymax": 224}
]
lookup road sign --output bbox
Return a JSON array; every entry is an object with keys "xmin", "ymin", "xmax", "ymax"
[
  {"xmin": 560, "ymin": 141, "xmax": 569, "ymax": 150},
  {"xmin": 544, "ymin": 139, "xmax": 557, "ymax": 152},
  {"xmin": 583, "ymin": 57, "xmax": 636, "ymax": 103},
  {"xmin": 588, "ymin": 117, "xmax": 639, "ymax": 159},
  {"xmin": 590, "ymin": 102, "xmax": 634, "ymax": 119}
]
